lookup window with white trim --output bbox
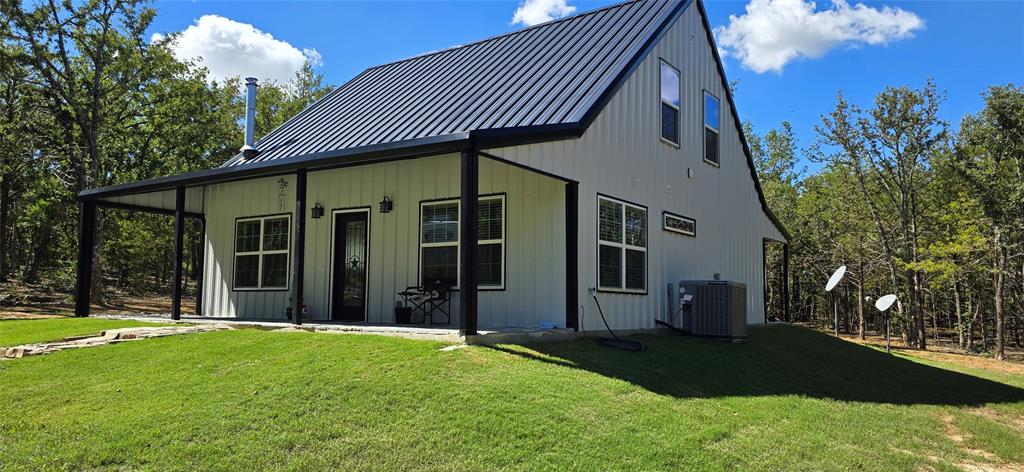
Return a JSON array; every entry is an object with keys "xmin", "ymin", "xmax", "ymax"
[
  {"xmin": 234, "ymin": 215, "xmax": 290, "ymax": 290},
  {"xmin": 420, "ymin": 195, "xmax": 505, "ymax": 289},
  {"xmin": 598, "ymin": 196, "xmax": 647, "ymax": 292},
  {"xmin": 660, "ymin": 60, "xmax": 681, "ymax": 145},
  {"xmin": 704, "ymin": 91, "xmax": 720, "ymax": 165}
]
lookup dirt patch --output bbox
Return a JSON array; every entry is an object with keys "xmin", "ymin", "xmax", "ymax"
[
  {"xmin": 969, "ymin": 407, "xmax": 1024, "ymax": 434},
  {"xmin": 832, "ymin": 330, "xmax": 1024, "ymax": 371},
  {"xmin": 940, "ymin": 414, "xmax": 1024, "ymax": 472},
  {"xmin": 1, "ymin": 282, "xmax": 195, "ymax": 320}
]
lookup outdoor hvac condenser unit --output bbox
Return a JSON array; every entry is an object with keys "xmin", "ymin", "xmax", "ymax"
[{"xmin": 678, "ymin": 280, "xmax": 747, "ymax": 341}]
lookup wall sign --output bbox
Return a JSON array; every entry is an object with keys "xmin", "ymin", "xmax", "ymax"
[
  {"xmin": 663, "ymin": 211, "xmax": 696, "ymax": 237},
  {"xmin": 277, "ymin": 178, "xmax": 288, "ymax": 212}
]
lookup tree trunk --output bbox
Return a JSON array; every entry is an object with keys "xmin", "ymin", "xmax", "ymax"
[
  {"xmin": 857, "ymin": 283, "xmax": 865, "ymax": 340},
  {"xmin": 992, "ymin": 225, "xmax": 1006, "ymax": 361},
  {"xmin": 954, "ymin": 276, "xmax": 964, "ymax": 349},
  {"xmin": 966, "ymin": 293, "xmax": 976, "ymax": 352},
  {"xmin": 0, "ymin": 176, "xmax": 9, "ymax": 282}
]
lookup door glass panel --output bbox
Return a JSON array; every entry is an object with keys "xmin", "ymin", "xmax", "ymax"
[{"xmin": 343, "ymin": 218, "xmax": 367, "ymax": 307}]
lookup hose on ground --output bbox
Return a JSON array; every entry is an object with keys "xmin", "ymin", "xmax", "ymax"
[{"xmin": 587, "ymin": 289, "xmax": 647, "ymax": 353}]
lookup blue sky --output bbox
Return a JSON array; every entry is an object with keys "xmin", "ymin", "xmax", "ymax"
[{"xmin": 149, "ymin": 0, "xmax": 1024, "ymax": 172}]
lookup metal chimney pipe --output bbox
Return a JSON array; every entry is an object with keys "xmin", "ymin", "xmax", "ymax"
[{"xmin": 241, "ymin": 77, "xmax": 258, "ymax": 159}]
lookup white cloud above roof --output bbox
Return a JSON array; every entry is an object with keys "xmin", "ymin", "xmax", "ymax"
[
  {"xmin": 511, "ymin": 0, "xmax": 577, "ymax": 27},
  {"xmin": 152, "ymin": 15, "xmax": 321, "ymax": 84},
  {"xmin": 715, "ymin": 0, "xmax": 924, "ymax": 74}
]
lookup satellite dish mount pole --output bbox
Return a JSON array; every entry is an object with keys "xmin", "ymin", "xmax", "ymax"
[
  {"xmin": 825, "ymin": 266, "xmax": 847, "ymax": 338},
  {"xmin": 833, "ymin": 292, "xmax": 839, "ymax": 337}
]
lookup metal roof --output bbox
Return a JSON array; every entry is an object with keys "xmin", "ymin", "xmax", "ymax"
[
  {"xmin": 223, "ymin": 0, "xmax": 682, "ymax": 167},
  {"xmin": 79, "ymin": 0, "xmax": 788, "ymax": 241}
]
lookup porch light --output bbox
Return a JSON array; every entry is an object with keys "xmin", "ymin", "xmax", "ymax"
[
  {"xmin": 311, "ymin": 202, "xmax": 324, "ymax": 219},
  {"xmin": 379, "ymin": 195, "xmax": 393, "ymax": 214}
]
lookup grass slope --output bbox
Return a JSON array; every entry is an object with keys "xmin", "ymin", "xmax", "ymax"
[
  {"xmin": 1, "ymin": 324, "xmax": 1022, "ymax": 471},
  {"xmin": 0, "ymin": 318, "xmax": 171, "ymax": 347}
]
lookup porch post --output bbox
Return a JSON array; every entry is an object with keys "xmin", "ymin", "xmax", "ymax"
[
  {"xmin": 783, "ymin": 242, "xmax": 791, "ymax": 322},
  {"xmin": 195, "ymin": 218, "xmax": 206, "ymax": 317},
  {"xmin": 565, "ymin": 181, "xmax": 578, "ymax": 330},
  {"xmin": 459, "ymin": 148, "xmax": 478, "ymax": 335},
  {"xmin": 74, "ymin": 200, "xmax": 97, "ymax": 317},
  {"xmin": 171, "ymin": 186, "xmax": 186, "ymax": 320},
  {"xmin": 291, "ymin": 169, "xmax": 307, "ymax": 325}
]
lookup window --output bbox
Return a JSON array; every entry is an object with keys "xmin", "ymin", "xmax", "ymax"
[
  {"xmin": 704, "ymin": 91, "xmax": 720, "ymax": 165},
  {"xmin": 420, "ymin": 195, "xmax": 505, "ymax": 289},
  {"xmin": 660, "ymin": 60, "xmax": 680, "ymax": 145},
  {"xmin": 663, "ymin": 212, "xmax": 696, "ymax": 237},
  {"xmin": 598, "ymin": 196, "xmax": 647, "ymax": 292},
  {"xmin": 234, "ymin": 215, "xmax": 291, "ymax": 290}
]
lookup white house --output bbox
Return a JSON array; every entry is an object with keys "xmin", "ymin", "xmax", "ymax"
[{"xmin": 75, "ymin": 0, "xmax": 790, "ymax": 335}]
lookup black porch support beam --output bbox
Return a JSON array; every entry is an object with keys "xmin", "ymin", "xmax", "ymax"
[
  {"xmin": 95, "ymin": 200, "xmax": 203, "ymax": 219},
  {"xmin": 291, "ymin": 169, "xmax": 308, "ymax": 325},
  {"xmin": 171, "ymin": 186, "xmax": 186, "ymax": 320},
  {"xmin": 74, "ymin": 201, "xmax": 97, "ymax": 317},
  {"xmin": 195, "ymin": 218, "xmax": 206, "ymax": 317},
  {"xmin": 565, "ymin": 181, "xmax": 578, "ymax": 330},
  {"xmin": 783, "ymin": 243, "xmax": 790, "ymax": 322},
  {"xmin": 459, "ymin": 148, "xmax": 479, "ymax": 335}
]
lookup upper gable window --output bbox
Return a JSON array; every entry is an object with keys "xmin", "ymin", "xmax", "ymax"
[
  {"xmin": 660, "ymin": 60, "xmax": 680, "ymax": 146},
  {"xmin": 704, "ymin": 91, "xmax": 720, "ymax": 166}
]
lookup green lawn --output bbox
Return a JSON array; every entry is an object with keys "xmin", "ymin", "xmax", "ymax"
[
  {"xmin": 1, "ymin": 323, "xmax": 1022, "ymax": 471},
  {"xmin": 0, "ymin": 317, "xmax": 172, "ymax": 347}
]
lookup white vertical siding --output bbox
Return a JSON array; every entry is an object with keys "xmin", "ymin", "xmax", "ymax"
[
  {"xmin": 201, "ymin": 155, "xmax": 565, "ymax": 327},
  {"xmin": 202, "ymin": 175, "xmax": 296, "ymax": 318},
  {"xmin": 197, "ymin": 2, "xmax": 783, "ymax": 329},
  {"xmin": 492, "ymin": 4, "xmax": 785, "ymax": 329}
]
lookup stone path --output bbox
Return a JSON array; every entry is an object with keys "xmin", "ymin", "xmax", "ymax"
[{"xmin": 1, "ymin": 324, "xmax": 232, "ymax": 359}]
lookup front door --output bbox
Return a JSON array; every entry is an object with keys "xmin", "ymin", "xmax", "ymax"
[{"xmin": 332, "ymin": 210, "xmax": 369, "ymax": 321}]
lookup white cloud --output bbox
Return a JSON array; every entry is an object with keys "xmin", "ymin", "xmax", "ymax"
[
  {"xmin": 511, "ymin": 0, "xmax": 577, "ymax": 27},
  {"xmin": 715, "ymin": 0, "xmax": 923, "ymax": 74},
  {"xmin": 153, "ymin": 15, "xmax": 321, "ymax": 84}
]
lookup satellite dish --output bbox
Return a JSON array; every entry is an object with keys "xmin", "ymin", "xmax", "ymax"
[
  {"xmin": 825, "ymin": 266, "xmax": 847, "ymax": 292},
  {"xmin": 875, "ymin": 294, "xmax": 897, "ymax": 312}
]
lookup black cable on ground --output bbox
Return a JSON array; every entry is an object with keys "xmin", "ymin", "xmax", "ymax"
[
  {"xmin": 654, "ymin": 319, "xmax": 687, "ymax": 334},
  {"xmin": 588, "ymin": 289, "xmax": 647, "ymax": 353}
]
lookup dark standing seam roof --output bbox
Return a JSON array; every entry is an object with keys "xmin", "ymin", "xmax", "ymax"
[
  {"xmin": 80, "ymin": 0, "xmax": 788, "ymax": 241},
  {"xmin": 222, "ymin": 0, "xmax": 679, "ymax": 167}
]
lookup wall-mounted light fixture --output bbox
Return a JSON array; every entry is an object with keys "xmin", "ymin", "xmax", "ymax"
[
  {"xmin": 311, "ymin": 202, "xmax": 324, "ymax": 219},
  {"xmin": 379, "ymin": 195, "xmax": 393, "ymax": 214}
]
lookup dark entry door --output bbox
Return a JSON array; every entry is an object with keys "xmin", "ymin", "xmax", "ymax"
[{"xmin": 332, "ymin": 211, "xmax": 368, "ymax": 321}]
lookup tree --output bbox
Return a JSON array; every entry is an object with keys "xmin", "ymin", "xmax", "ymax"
[
  {"xmin": 747, "ymin": 121, "xmax": 802, "ymax": 320},
  {"xmin": 4, "ymin": 0, "xmax": 186, "ymax": 302},
  {"xmin": 0, "ymin": 37, "xmax": 47, "ymax": 281},
  {"xmin": 951, "ymin": 84, "xmax": 1024, "ymax": 360},
  {"xmin": 815, "ymin": 81, "xmax": 947, "ymax": 349}
]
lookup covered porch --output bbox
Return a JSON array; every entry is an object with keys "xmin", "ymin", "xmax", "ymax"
[{"xmin": 76, "ymin": 139, "xmax": 580, "ymax": 335}]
